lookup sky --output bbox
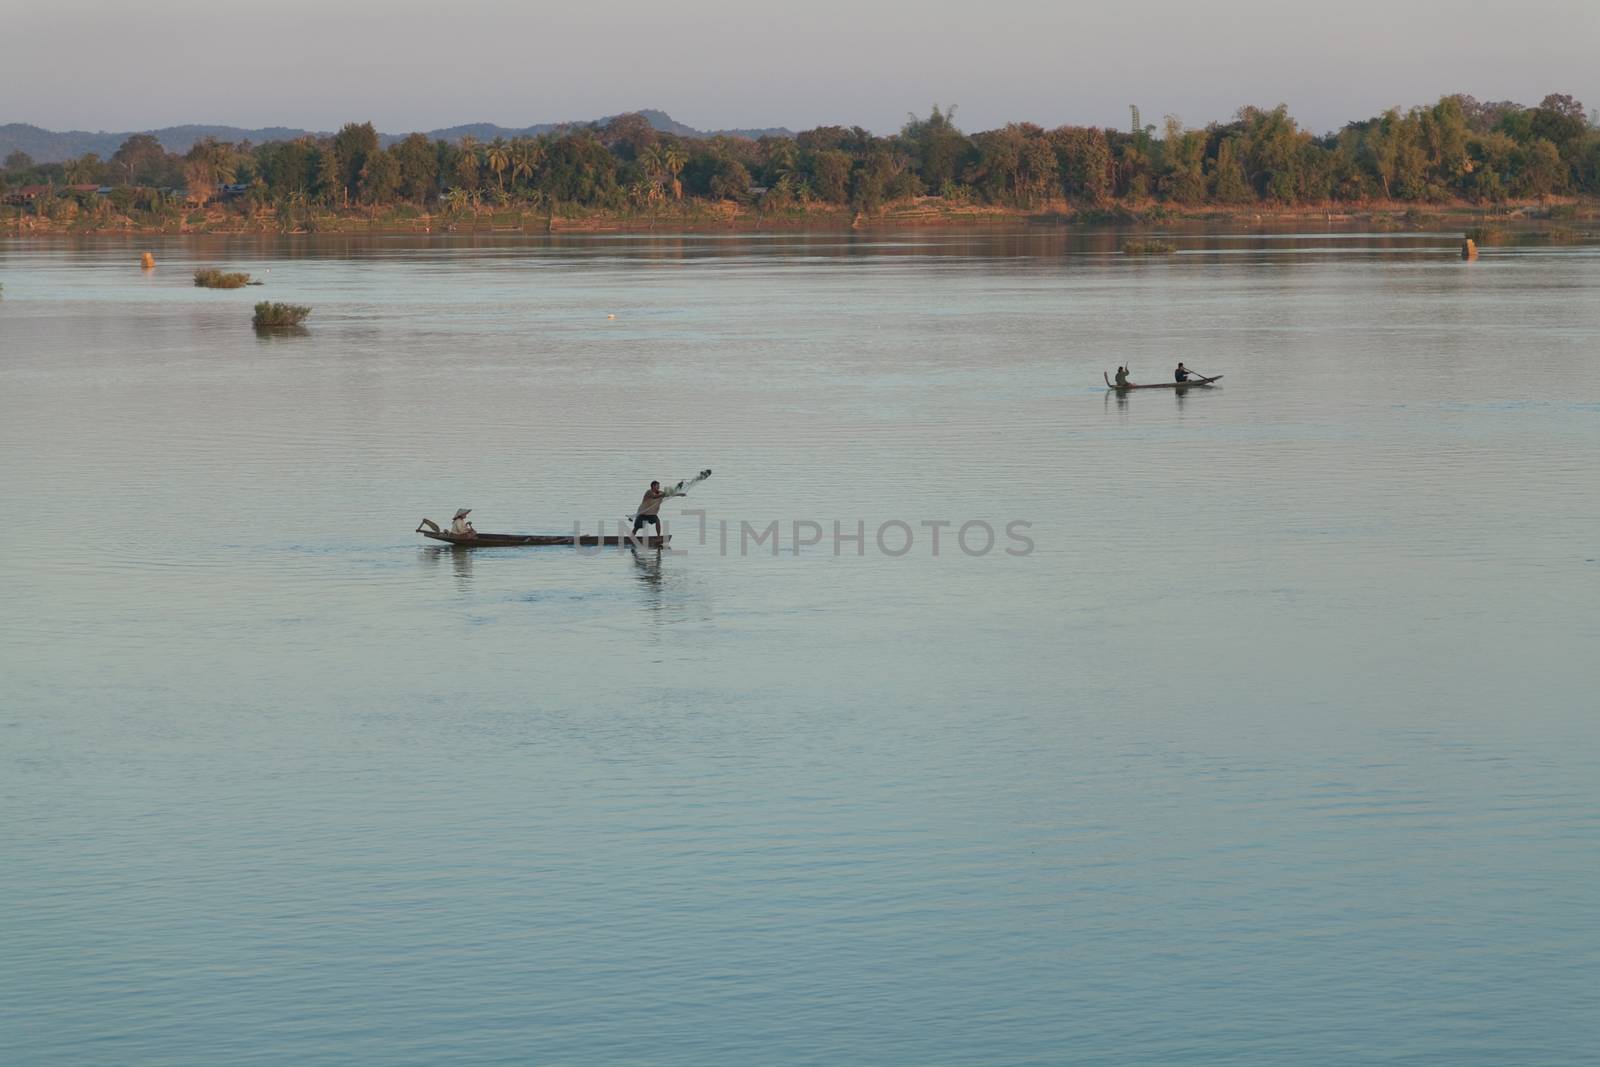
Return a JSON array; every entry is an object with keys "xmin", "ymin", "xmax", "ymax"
[{"xmin": 5, "ymin": 0, "xmax": 1597, "ymax": 136}]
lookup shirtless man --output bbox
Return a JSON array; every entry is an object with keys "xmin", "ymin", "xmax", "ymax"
[{"xmin": 632, "ymin": 481, "xmax": 673, "ymax": 536}]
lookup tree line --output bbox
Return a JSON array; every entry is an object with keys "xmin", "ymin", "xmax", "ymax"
[{"xmin": 4, "ymin": 95, "xmax": 1597, "ymax": 220}]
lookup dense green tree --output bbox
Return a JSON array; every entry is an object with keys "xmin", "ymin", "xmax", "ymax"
[
  {"xmin": 901, "ymin": 106, "xmax": 971, "ymax": 192},
  {"xmin": 111, "ymin": 135, "xmax": 168, "ymax": 185},
  {"xmin": 808, "ymin": 150, "xmax": 852, "ymax": 204},
  {"xmin": 1053, "ymin": 127, "xmax": 1112, "ymax": 202},
  {"xmin": 966, "ymin": 127, "xmax": 1021, "ymax": 203},
  {"xmin": 1159, "ymin": 117, "xmax": 1207, "ymax": 204},
  {"xmin": 332, "ymin": 122, "xmax": 379, "ymax": 201},
  {"xmin": 540, "ymin": 133, "xmax": 621, "ymax": 206},
  {"xmin": 1112, "ymin": 136, "xmax": 1152, "ymax": 199},
  {"xmin": 314, "ymin": 146, "xmax": 343, "ymax": 205},
  {"xmin": 758, "ymin": 137, "xmax": 800, "ymax": 187},
  {"xmin": 1514, "ymin": 138, "xmax": 1566, "ymax": 196},
  {"xmin": 795, "ymin": 127, "xmax": 851, "ymax": 153},
  {"xmin": 359, "ymin": 150, "xmax": 400, "ymax": 204},
  {"xmin": 1238, "ymin": 105, "xmax": 1306, "ymax": 202},
  {"xmin": 257, "ymin": 138, "xmax": 315, "ymax": 198},
  {"xmin": 708, "ymin": 158, "xmax": 752, "ymax": 199},
  {"xmin": 1017, "ymin": 133, "xmax": 1057, "ymax": 205},
  {"xmin": 452, "ymin": 136, "xmax": 482, "ymax": 192},
  {"xmin": 601, "ymin": 113, "xmax": 658, "ymax": 158},
  {"xmin": 851, "ymin": 151, "xmax": 912, "ymax": 211},
  {"xmin": 391, "ymin": 134, "xmax": 439, "ymax": 201},
  {"xmin": 1208, "ymin": 136, "xmax": 1252, "ymax": 202},
  {"xmin": 62, "ymin": 154, "xmax": 103, "ymax": 185}
]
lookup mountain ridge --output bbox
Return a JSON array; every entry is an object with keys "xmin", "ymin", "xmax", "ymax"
[{"xmin": 0, "ymin": 110, "xmax": 794, "ymax": 163}]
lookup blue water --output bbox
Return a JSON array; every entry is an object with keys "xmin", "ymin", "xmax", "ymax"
[{"xmin": 2, "ymin": 231, "xmax": 1597, "ymax": 1064}]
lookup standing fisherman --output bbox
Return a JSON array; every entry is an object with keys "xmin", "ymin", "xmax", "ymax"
[
  {"xmin": 632, "ymin": 481, "xmax": 670, "ymax": 536},
  {"xmin": 630, "ymin": 470, "xmax": 713, "ymax": 537}
]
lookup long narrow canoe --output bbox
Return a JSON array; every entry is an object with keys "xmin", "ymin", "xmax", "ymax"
[
  {"xmin": 420, "ymin": 529, "xmax": 671, "ymax": 548},
  {"xmin": 1105, "ymin": 371, "xmax": 1222, "ymax": 390}
]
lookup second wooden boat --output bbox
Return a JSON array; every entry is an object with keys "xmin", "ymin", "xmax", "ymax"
[
  {"xmin": 1106, "ymin": 371, "xmax": 1222, "ymax": 390},
  {"xmin": 418, "ymin": 524, "xmax": 670, "ymax": 548}
]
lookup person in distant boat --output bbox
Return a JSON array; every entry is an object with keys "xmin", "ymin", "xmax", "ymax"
[
  {"xmin": 451, "ymin": 508, "xmax": 476, "ymax": 539},
  {"xmin": 1175, "ymin": 362, "xmax": 1192, "ymax": 382},
  {"xmin": 1114, "ymin": 365, "xmax": 1131, "ymax": 387},
  {"xmin": 633, "ymin": 481, "xmax": 670, "ymax": 536}
]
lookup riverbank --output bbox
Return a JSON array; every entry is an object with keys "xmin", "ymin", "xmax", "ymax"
[{"xmin": 5, "ymin": 194, "xmax": 1597, "ymax": 238}]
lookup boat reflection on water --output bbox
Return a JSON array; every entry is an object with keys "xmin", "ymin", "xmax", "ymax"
[
  {"xmin": 420, "ymin": 543, "xmax": 476, "ymax": 588},
  {"xmin": 418, "ymin": 540, "xmax": 674, "ymax": 614},
  {"xmin": 630, "ymin": 543, "xmax": 664, "ymax": 584},
  {"xmin": 630, "ymin": 543, "xmax": 668, "ymax": 616}
]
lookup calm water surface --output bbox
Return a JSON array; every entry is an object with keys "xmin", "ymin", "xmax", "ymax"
[{"xmin": 2, "ymin": 231, "xmax": 1597, "ymax": 1065}]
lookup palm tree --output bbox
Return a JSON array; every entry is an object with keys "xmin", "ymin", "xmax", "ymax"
[
  {"xmin": 485, "ymin": 138, "xmax": 510, "ymax": 192},
  {"xmin": 765, "ymin": 140, "xmax": 799, "ymax": 186},
  {"xmin": 636, "ymin": 144, "xmax": 669, "ymax": 202},
  {"xmin": 640, "ymin": 144, "xmax": 667, "ymax": 181},
  {"xmin": 509, "ymin": 138, "xmax": 543, "ymax": 196},
  {"xmin": 663, "ymin": 144, "xmax": 687, "ymax": 201},
  {"xmin": 454, "ymin": 136, "xmax": 481, "ymax": 193},
  {"xmin": 183, "ymin": 139, "xmax": 236, "ymax": 204}
]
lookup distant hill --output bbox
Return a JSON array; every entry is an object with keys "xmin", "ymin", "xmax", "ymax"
[
  {"xmin": 0, "ymin": 111, "xmax": 794, "ymax": 163},
  {"xmin": 420, "ymin": 110, "xmax": 792, "ymax": 146}
]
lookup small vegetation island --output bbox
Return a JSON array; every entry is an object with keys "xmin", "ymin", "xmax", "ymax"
[
  {"xmin": 3, "ymin": 95, "xmax": 1598, "ymax": 234},
  {"xmin": 193, "ymin": 268, "xmax": 252, "ymax": 288},
  {"xmin": 251, "ymin": 302, "xmax": 310, "ymax": 329},
  {"xmin": 1122, "ymin": 239, "xmax": 1177, "ymax": 255}
]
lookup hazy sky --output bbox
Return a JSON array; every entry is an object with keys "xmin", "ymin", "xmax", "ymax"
[{"xmin": 6, "ymin": 0, "xmax": 1597, "ymax": 135}]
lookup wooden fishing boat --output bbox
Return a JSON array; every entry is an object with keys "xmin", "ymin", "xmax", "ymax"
[
  {"xmin": 418, "ymin": 524, "xmax": 670, "ymax": 548},
  {"xmin": 1105, "ymin": 371, "xmax": 1222, "ymax": 390}
]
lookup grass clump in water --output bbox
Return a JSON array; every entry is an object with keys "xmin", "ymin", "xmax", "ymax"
[
  {"xmin": 1463, "ymin": 226, "xmax": 1505, "ymax": 244},
  {"xmin": 252, "ymin": 302, "xmax": 311, "ymax": 329},
  {"xmin": 1122, "ymin": 239, "xmax": 1176, "ymax": 255},
  {"xmin": 194, "ymin": 268, "xmax": 253, "ymax": 288}
]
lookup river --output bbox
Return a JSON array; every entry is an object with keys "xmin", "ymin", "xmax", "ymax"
[{"xmin": 2, "ymin": 229, "xmax": 1597, "ymax": 1064}]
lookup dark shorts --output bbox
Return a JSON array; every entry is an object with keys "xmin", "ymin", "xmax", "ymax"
[{"xmin": 632, "ymin": 514, "xmax": 660, "ymax": 533}]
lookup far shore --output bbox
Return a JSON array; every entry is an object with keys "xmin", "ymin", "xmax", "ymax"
[{"xmin": 4, "ymin": 196, "xmax": 1596, "ymax": 239}]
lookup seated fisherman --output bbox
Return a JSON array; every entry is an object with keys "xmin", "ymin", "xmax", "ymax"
[{"xmin": 451, "ymin": 508, "xmax": 476, "ymax": 538}]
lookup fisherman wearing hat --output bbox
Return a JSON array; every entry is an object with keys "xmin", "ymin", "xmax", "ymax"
[{"xmin": 451, "ymin": 508, "xmax": 477, "ymax": 539}]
